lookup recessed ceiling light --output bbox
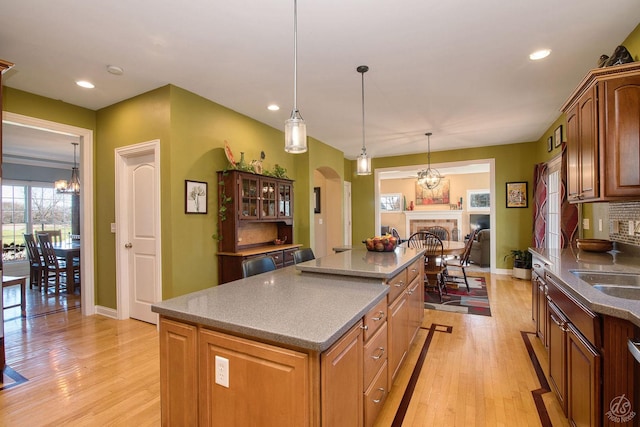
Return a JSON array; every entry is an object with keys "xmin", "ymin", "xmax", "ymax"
[
  {"xmin": 76, "ymin": 80, "xmax": 95, "ymax": 89},
  {"xmin": 529, "ymin": 49, "xmax": 551, "ymax": 60},
  {"xmin": 267, "ymin": 104, "xmax": 280, "ymax": 111}
]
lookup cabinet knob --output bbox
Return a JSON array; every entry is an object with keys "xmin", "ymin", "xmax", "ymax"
[
  {"xmin": 124, "ymin": 243, "xmax": 133, "ymax": 249},
  {"xmin": 360, "ymin": 325, "xmax": 369, "ymax": 331},
  {"xmin": 394, "ymin": 281, "xmax": 404, "ymax": 287},
  {"xmin": 372, "ymin": 311, "xmax": 385, "ymax": 321}
]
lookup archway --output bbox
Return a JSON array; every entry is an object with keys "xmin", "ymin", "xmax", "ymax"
[{"xmin": 313, "ymin": 166, "xmax": 342, "ymax": 257}]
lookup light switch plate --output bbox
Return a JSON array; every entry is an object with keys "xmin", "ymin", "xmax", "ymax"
[
  {"xmin": 598, "ymin": 219, "xmax": 603, "ymax": 232},
  {"xmin": 582, "ymin": 218, "xmax": 589, "ymax": 230}
]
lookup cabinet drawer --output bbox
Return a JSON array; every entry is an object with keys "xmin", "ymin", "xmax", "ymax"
[
  {"xmin": 406, "ymin": 257, "xmax": 422, "ymax": 283},
  {"xmin": 546, "ymin": 273, "xmax": 601, "ymax": 348},
  {"xmin": 363, "ymin": 298, "xmax": 387, "ymax": 341},
  {"xmin": 363, "ymin": 322, "xmax": 387, "ymax": 389},
  {"xmin": 264, "ymin": 250, "xmax": 284, "ymax": 268},
  {"xmin": 283, "ymin": 248, "xmax": 297, "ymax": 266},
  {"xmin": 364, "ymin": 361, "xmax": 388, "ymax": 427},
  {"xmin": 387, "ymin": 269, "xmax": 408, "ymax": 303}
]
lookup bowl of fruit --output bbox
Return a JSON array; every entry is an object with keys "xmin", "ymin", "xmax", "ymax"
[{"xmin": 363, "ymin": 235, "xmax": 398, "ymax": 252}]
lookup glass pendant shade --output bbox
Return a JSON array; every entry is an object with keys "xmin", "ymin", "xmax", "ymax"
[
  {"xmin": 284, "ymin": 109, "xmax": 307, "ymax": 153},
  {"xmin": 284, "ymin": 0, "xmax": 307, "ymax": 153},
  {"xmin": 356, "ymin": 149, "xmax": 371, "ymax": 175}
]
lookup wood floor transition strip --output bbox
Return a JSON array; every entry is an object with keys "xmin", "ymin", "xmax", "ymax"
[
  {"xmin": 0, "ymin": 365, "xmax": 28, "ymax": 391},
  {"xmin": 521, "ymin": 331, "xmax": 553, "ymax": 427},
  {"xmin": 391, "ymin": 323, "xmax": 453, "ymax": 427}
]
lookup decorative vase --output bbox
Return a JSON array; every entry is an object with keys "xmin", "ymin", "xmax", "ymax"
[
  {"xmin": 238, "ymin": 152, "xmax": 247, "ymax": 170},
  {"xmin": 409, "ymin": 201, "xmax": 414, "ymax": 211}
]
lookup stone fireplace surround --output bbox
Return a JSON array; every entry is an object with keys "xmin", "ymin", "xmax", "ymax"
[{"xmin": 404, "ymin": 210, "xmax": 463, "ymax": 241}]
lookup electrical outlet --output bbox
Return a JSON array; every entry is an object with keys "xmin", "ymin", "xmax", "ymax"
[
  {"xmin": 215, "ymin": 355, "xmax": 229, "ymax": 388},
  {"xmin": 583, "ymin": 218, "xmax": 590, "ymax": 230}
]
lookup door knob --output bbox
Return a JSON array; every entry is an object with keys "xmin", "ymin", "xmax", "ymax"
[{"xmin": 125, "ymin": 243, "xmax": 133, "ymax": 248}]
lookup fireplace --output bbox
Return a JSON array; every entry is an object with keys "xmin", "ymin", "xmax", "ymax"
[{"xmin": 404, "ymin": 210, "xmax": 463, "ymax": 241}]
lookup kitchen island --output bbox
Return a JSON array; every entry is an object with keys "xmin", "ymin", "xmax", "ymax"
[{"xmin": 152, "ymin": 247, "xmax": 425, "ymax": 426}]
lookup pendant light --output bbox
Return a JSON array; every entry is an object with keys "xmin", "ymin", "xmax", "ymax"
[
  {"xmin": 55, "ymin": 142, "xmax": 80, "ymax": 194},
  {"xmin": 284, "ymin": 0, "xmax": 307, "ymax": 153},
  {"xmin": 356, "ymin": 65, "xmax": 371, "ymax": 176},
  {"xmin": 417, "ymin": 132, "xmax": 442, "ymax": 189}
]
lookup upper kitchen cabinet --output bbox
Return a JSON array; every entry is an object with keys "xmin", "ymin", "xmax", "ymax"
[{"xmin": 562, "ymin": 62, "xmax": 640, "ymax": 203}]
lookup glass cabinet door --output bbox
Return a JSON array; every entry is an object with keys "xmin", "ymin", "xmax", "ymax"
[
  {"xmin": 261, "ymin": 179, "xmax": 278, "ymax": 219},
  {"xmin": 278, "ymin": 182, "xmax": 292, "ymax": 218},
  {"xmin": 239, "ymin": 175, "xmax": 259, "ymax": 219}
]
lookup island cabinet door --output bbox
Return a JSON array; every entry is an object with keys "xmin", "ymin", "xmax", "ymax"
[
  {"xmin": 159, "ymin": 318, "xmax": 198, "ymax": 427},
  {"xmin": 388, "ymin": 292, "xmax": 409, "ymax": 385},
  {"xmin": 321, "ymin": 321, "xmax": 364, "ymax": 427},
  {"xmin": 199, "ymin": 329, "xmax": 310, "ymax": 427}
]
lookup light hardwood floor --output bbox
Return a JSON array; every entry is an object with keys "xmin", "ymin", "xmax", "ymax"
[{"xmin": 0, "ymin": 273, "xmax": 569, "ymax": 426}]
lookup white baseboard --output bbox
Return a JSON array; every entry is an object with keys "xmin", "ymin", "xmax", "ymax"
[{"xmin": 95, "ymin": 305, "xmax": 118, "ymax": 319}]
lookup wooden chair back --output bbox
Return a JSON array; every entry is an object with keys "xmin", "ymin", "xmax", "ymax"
[
  {"xmin": 390, "ymin": 227, "xmax": 402, "ymax": 242},
  {"xmin": 23, "ymin": 234, "xmax": 41, "ymax": 266},
  {"xmin": 39, "ymin": 229, "xmax": 62, "ymax": 245},
  {"xmin": 407, "ymin": 231, "xmax": 445, "ymax": 272},
  {"xmin": 37, "ymin": 233, "xmax": 60, "ymax": 269},
  {"xmin": 241, "ymin": 256, "xmax": 277, "ymax": 278},
  {"xmin": 459, "ymin": 229, "xmax": 479, "ymax": 266},
  {"xmin": 425, "ymin": 226, "xmax": 449, "ymax": 242},
  {"xmin": 293, "ymin": 248, "xmax": 315, "ymax": 264}
]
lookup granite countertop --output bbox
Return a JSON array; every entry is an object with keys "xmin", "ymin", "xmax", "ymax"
[
  {"xmin": 295, "ymin": 246, "xmax": 425, "ymax": 280},
  {"xmin": 152, "ymin": 266, "xmax": 389, "ymax": 352},
  {"xmin": 529, "ymin": 245, "xmax": 640, "ymax": 327}
]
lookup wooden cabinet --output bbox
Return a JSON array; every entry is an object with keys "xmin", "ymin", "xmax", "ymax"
[
  {"xmin": 159, "ymin": 318, "xmax": 199, "ymax": 426},
  {"xmin": 362, "ymin": 299, "xmax": 388, "ymax": 427},
  {"xmin": 322, "ymin": 322, "xmax": 364, "ymax": 427},
  {"xmin": 217, "ymin": 170, "xmax": 296, "ymax": 283},
  {"xmin": 562, "ymin": 62, "xmax": 640, "ymax": 203},
  {"xmin": 200, "ymin": 327, "xmax": 310, "ymax": 426},
  {"xmin": 546, "ymin": 273, "xmax": 601, "ymax": 426}
]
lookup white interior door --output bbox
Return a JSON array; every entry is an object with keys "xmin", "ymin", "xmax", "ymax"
[{"xmin": 115, "ymin": 141, "xmax": 161, "ymax": 324}]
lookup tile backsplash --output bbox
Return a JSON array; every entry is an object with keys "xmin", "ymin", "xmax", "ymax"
[{"xmin": 609, "ymin": 201, "xmax": 640, "ymax": 246}]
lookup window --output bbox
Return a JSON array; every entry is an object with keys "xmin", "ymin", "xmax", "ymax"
[
  {"xmin": 2, "ymin": 182, "xmax": 73, "ymax": 262},
  {"xmin": 467, "ymin": 189, "xmax": 490, "ymax": 211},
  {"xmin": 380, "ymin": 193, "xmax": 403, "ymax": 212}
]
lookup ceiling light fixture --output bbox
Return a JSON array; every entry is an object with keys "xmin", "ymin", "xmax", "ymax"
[
  {"xmin": 107, "ymin": 65, "xmax": 124, "ymax": 75},
  {"xmin": 356, "ymin": 65, "xmax": 371, "ymax": 176},
  {"xmin": 417, "ymin": 132, "xmax": 442, "ymax": 189},
  {"xmin": 284, "ymin": 0, "xmax": 307, "ymax": 153},
  {"xmin": 55, "ymin": 142, "xmax": 80, "ymax": 194},
  {"xmin": 268, "ymin": 104, "xmax": 280, "ymax": 111},
  {"xmin": 76, "ymin": 80, "xmax": 95, "ymax": 89},
  {"xmin": 529, "ymin": 49, "xmax": 551, "ymax": 60}
]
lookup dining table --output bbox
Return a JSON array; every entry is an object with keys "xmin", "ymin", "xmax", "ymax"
[{"xmin": 52, "ymin": 241, "xmax": 80, "ymax": 293}]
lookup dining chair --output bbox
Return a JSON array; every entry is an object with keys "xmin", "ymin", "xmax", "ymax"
[
  {"xmin": 390, "ymin": 227, "xmax": 403, "ymax": 243},
  {"xmin": 293, "ymin": 248, "xmax": 315, "ymax": 264},
  {"xmin": 23, "ymin": 233, "xmax": 45, "ymax": 290},
  {"xmin": 38, "ymin": 233, "xmax": 78, "ymax": 294},
  {"xmin": 407, "ymin": 231, "xmax": 447, "ymax": 301},
  {"xmin": 425, "ymin": 226, "xmax": 449, "ymax": 242},
  {"xmin": 443, "ymin": 228, "xmax": 478, "ymax": 293},
  {"xmin": 241, "ymin": 256, "xmax": 277, "ymax": 278}
]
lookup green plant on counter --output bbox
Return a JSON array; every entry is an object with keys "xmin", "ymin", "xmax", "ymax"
[
  {"xmin": 212, "ymin": 172, "xmax": 232, "ymax": 242},
  {"xmin": 504, "ymin": 249, "xmax": 532, "ymax": 269},
  {"xmin": 263, "ymin": 164, "xmax": 288, "ymax": 179}
]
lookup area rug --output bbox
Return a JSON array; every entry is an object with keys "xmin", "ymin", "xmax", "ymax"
[{"xmin": 424, "ymin": 276, "xmax": 491, "ymax": 316}]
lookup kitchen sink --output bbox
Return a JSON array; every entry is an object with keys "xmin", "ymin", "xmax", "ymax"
[
  {"xmin": 592, "ymin": 285, "xmax": 640, "ymax": 300},
  {"xmin": 570, "ymin": 270, "xmax": 640, "ymax": 300}
]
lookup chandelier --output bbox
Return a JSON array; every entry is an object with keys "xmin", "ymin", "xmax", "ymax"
[
  {"xmin": 284, "ymin": 0, "xmax": 307, "ymax": 153},
  {"xmin": 417, "ymin": 132, "xmax": 442, "ymax": 189},
  {"xmin": 55, "ymin": 142, "xmax": 80, "ymax": 194},
  {"xmin": 356, "ymin": 65, "xmax": 371, "ymax": 175}
]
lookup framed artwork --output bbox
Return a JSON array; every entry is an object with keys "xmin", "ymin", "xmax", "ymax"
[
  {"xmin": 314, "ymin": 187, "xmax": 321, "ymax": 214},
  {"xmin": 547, "ymin": 136, "xmax": 553, "ymax": 152},
  {"xmin": 185, "ymin": 180, "xmax": 208, "ymax": 214},
  {"xmin": 416, "ymin": 179, "xmax": 450, "ymax": 205},
  {"xmin": 554, "ymin": 125, "xmax": 563, "ymax": 148},
  {"xmin": 467, "ymin": 189, "xmax": 490, "ymax": 211},
  {"xmin": 506, "ymin": 181, "xmax": 528, "ymax": 208}
]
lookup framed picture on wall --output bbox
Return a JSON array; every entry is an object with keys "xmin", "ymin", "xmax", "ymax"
[
  {"xmin": 506, "ymin": 181, "xmax": 528, "ymax": 208},
  {"xmin": 554, "ymin": 125, "xmax": 563, "ymax": 148},
  {"xmin": 547, "ymin": 136, "xmax": 553, "ymax": 152},
  {"xmin": 185, "ymin": 180, "xmax": 208, "ymax": 214}
]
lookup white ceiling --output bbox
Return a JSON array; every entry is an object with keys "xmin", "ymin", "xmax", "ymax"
[{"xmin": 1, "ymin": 1, "xmax": 639, "ymax": 163}]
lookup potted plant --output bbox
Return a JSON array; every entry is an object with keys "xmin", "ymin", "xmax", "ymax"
[{"xmin": 504, "ymin": 249, "xmax": 532, "ymax": 280}]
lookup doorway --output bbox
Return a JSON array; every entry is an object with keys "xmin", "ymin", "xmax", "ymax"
[{"xmin": 2, "ymin": 111, "xmax": 95, "ymax": 315}]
